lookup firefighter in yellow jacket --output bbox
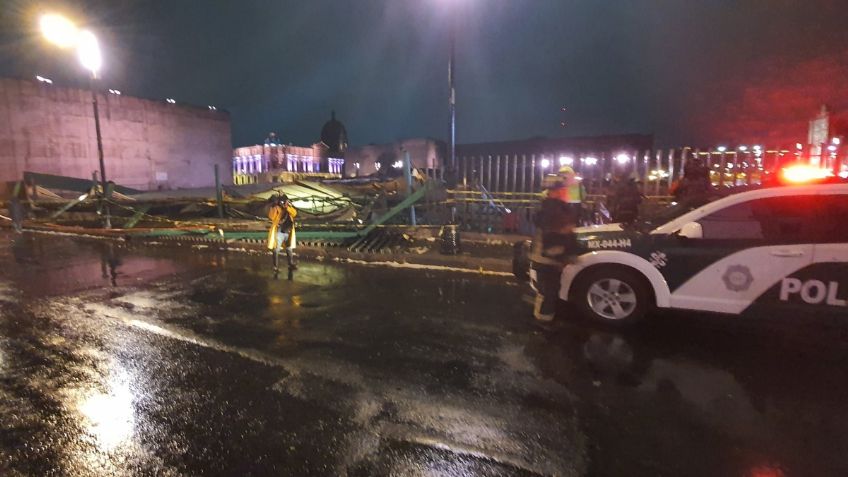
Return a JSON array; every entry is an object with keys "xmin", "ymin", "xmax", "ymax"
[{"xmin": 267, "ymin": 193, "xmax": 298, "ymax": 272}]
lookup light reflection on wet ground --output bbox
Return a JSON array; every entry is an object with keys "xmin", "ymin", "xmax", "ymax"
[{"xmin": 0, "ymin": 231, "xmax": 847, "ymax": 476}]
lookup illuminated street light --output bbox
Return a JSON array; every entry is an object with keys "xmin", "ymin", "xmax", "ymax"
[
  {"xmin": 166, "ymin": 98, "xmax": 176, "ymax": 104},
  {"xmin": 717, "ymin": 146, "xmax": 727, "ymax": 153},
  {"xmin": 540, "ymin": 158, "xmax": 551, "ymax": 169},
  {"xmin": 76, "ymin": 30, "xmax": 101, "ymax": 76},
  {"xmin": 584, "ymin": 157, "xmax": 598, "ymax": 166},
  {"xmin": 559, "ymin": 156, "xmax": 573, "ymax": 166},
  {"xmin": 40, "ymin": 13, "xmax": 110, "ymax": 228},
  {"xmin": 738, "ymin": 145, "xmax": 748, "ymax": 152},
  {"xmin": 796, "ymin": 143, "xmax": 804, "ymax": 150},
  {"xmin": 615, "ymin": 154, "xmax": 630, "ymax": 165},
  {"xmin": 833, "ymin": 137, "xmax": 841, "ymax": 145},
  {"xmin": 207, "ymin": 105, "xmax": 217, "ymax": 110},
  {"xmin": 35, "ymin": 75, "xmax": 53, "ymax": 84},
  {"xmin": 40, "ymin": 13, "xmax": 79, "ymax": 49},
  {"xmin": 828, "ymin": 145, "xmax": 838, "ymax": 152},
  {"xmin": 108, "ymin": 89, "xmax": 121, "ymax": 95}
]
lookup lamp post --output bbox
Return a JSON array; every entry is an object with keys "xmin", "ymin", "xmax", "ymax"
[
  {"xmin": 40, "ymin": 14, "xmax": 110, "ymax": 228},
  {"xmin": 447, "ymin": 6, "xmax": 457, "ymax": 187}
]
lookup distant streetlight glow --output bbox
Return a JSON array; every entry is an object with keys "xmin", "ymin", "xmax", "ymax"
[
  {"xmin": 166, "ymin": 98, "xmax": 176, "ymax": 104},
  {"xmin": 108, "ymin": 89, "xmax": 121, "ymax": 95},
  {"xmin": 540, "ymin": 158, "xmax": 551, "ymax": 169},
  {"xmin": 738, "ymin": 145, "xmax": 748, "ymax": 152},
  {"xmin": 615, "ymin": 153, "xmax": 630, "ymax": 165},
  {"xmin": 832, "ymin": 137, "xmax": 841, "ymax": 145},
  {"xmin": 40, "ymin": 13, "xmax": 79, "ymax": 49},
  {"xmin": 76, "ymin": 30, "xmax": 102, "ymax": 76},
  {"xmin": 828, "ymin": 145, "xmax": 837, "ymax": 152},
  {"xmin": 796, "ymin": 143, "xmax": 804, "ymax": 150},
  {"xmin": 559, "ymin": 156, "xmax": 573, "ymax": 166},
  {"xmin": 584, "ymin": 157, "xmax": 598, "ymax": 166},
  {"xmin": 207, "ymin": 105, "xmax": 217, "ymax": 110},
  {"xmin": 35, "ymin": 75, "xmax": 53, "ymax": 84},
  {"xmin": 717, "ymin": 146, "xmax": 727, "ymax": 153}
]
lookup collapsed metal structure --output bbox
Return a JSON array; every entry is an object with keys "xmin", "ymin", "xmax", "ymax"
[{"xmin": 1, "ymin": 170, "xmax": 440, "ymax": 251}]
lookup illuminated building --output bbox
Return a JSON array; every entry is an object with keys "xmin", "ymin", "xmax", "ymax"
[{"xmin": 232, "ymin": 112, "xmax": 347, "ymax": 184}]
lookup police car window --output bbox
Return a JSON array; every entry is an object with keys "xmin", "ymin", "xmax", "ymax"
[
  {"xmin": 699, "ymin": 196, "xmax": 817, "ymax": 241},
  {"xmin": 815, "ymin": 194, "xmax": 848, "ymax": 240},
  {"xmin": 699, "ymin": 201, "xmax": 763, "ymax": 240}
]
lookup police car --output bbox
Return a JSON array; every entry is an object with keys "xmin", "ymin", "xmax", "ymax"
[{"xmin": 521, "ymin": 181, "xmax": 848, "ymax": 324}]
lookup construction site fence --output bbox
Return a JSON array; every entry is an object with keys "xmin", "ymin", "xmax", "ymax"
[{"xmin": 455, "ymin": 146, "xmax": 848, "ymax": 196}]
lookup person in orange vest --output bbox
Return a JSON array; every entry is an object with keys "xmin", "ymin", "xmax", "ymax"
[
  {"xmin": 530, "ymin": 167, "xmax": 582, "ymax": 323},
  {"xmin": 267, "ymin": 193, "xmax": 298, "ymax": 272},
  {"xmin": 546, "ymin": 166, "xmax": 586, "ymax": 203},
  {"xmin": 545, "ymin": 166, "xmax": 587, "ymax": 224}
]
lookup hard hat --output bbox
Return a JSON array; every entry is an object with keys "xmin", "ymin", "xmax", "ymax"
[{"xmin": 558, "ymin": 166, "xmax": 575, "ymax": 176}]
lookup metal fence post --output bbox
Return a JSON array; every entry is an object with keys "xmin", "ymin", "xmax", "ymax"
[
  {"xmin": 667, "ymin": 148, "xmax": 676, "ymax": 192},
  {"xmin": 521, "ymin": 155, "xmax": 527, "ymax": 193},
  {"xmin": 495, "ymin": 155, "xmax": 501, "ymax": 192},
  {"xmin": 485, "ymin": 155, "xmax": 492, "ymax": 190},
  {"xmin": 654, "ymin": 149, "xmax": 663, "ymax": 196},
  {"xmin": 511, "ymin": 155, "xmax": 517, "ymax": 193},
  {"xmin": 530, "ymin": 155, "xmax": 536, "ymax": 192},
  {"xmin": 214, "ymin": 164, "xmax": 224, "ymax": 218}
]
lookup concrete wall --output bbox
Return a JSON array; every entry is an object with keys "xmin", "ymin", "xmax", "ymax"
[
  {"xmin": 0, "ymin": 77, "xmax": 232, "ymax": 190},
  {"xmin": 344, "ymin": 138, "xmax": 443, "ymax": 177}
]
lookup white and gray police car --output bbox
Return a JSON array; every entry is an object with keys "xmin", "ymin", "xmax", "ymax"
[{"xmin": 519, "ymin": 181, "xmax": 848, "ymax": 324}]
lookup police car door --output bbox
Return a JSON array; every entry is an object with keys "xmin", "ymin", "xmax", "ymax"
[
  {"xmin": 663, "ymin": 196, "xmax": 814, "ymax": 315},
  {"xmin": 774, "ymin": 192, "xmax": 848, "ymax": 318}
]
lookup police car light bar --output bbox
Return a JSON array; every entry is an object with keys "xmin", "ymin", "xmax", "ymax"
[{"xmin": 779, "ymin": 165, "xmax": 833, "ymax": 184}]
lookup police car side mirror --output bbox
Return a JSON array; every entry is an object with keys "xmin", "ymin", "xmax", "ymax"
[{"xmin": 678, "ymin": 222, "xmax": 703, "ymax": 240}]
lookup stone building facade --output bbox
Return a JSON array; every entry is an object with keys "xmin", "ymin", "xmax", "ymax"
[
  {"xmin": 343, "ymin": 138, "xmax": 444, "ymax": 178},
  {"xmin": 0, "ymin": 76, "xmax": 232, "ymax": 190}
]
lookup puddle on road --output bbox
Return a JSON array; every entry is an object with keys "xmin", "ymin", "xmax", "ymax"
[{"xmin": 0, "ymin": 233, "xmax": 188, "ymax": 297}]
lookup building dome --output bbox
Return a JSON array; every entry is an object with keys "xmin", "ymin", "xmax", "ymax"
[{"xmin": 320, "ymin": 110, "xmax": 348, "ymax": 156}]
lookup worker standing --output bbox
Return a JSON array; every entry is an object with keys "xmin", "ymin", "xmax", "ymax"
[
  {"xmin": 267, "ymin": 193, "xmax": 298, "ymax": 273},
  {"xmin": 610, "ymin": 174, "xmax": 643, "ymax": 224},
  {"xmin": 529, "ymin": 169, "xmax": 581, "ymax": 323},
  {"xmin": 546, "ymin": 166, "xmax": 587, "ymax": 224}
]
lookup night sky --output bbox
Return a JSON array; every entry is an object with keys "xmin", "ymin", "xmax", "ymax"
[{"xmin": 2, "ymin": 0, "xmax": 847, "ymax": 148}]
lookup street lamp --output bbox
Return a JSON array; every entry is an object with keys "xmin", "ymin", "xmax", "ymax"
[
  {"xmin": 40, "ymin": 13, "xmax": 79, "ymax": 48},
  {"xmin": 40, "ymin": 13, "xmax": 110, "ymax": 228},
  {"xmin": 447, "ymin": 7, "xmax": 457, "ymax": 187}
]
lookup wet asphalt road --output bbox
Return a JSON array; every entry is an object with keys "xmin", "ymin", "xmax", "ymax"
[{"xmin": 1, "ymin": 232, "xmax": 848, "ymax": 476}]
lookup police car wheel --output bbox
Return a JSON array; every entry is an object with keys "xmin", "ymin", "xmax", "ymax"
[{"xmin": 574, "ymin": 267, "xmax": 650, "ymax": 325}]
